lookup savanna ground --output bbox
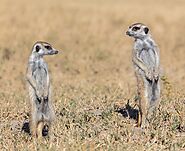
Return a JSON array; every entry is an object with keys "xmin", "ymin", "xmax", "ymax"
[{"xmin": 0, "ymin": 0, "xmax": 185, "ymax": 150}]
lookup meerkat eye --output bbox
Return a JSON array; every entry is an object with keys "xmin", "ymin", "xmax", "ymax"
[
  {"xmin": 45, "ymin": 45, "xmax": 52, "ymax": 50},
  {"xmin": 35, "ymin": 45, "xmax": 41, "ymax": 52},
  {"xmin": 144, "ymin": 27, "xmax": 149, "ymax": 34},
  {"xmin": 132, "ymin": 26, "xmax": 140, "ymax": 31}
]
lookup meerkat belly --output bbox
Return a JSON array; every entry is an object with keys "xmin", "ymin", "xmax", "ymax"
[
  {"xmin": 33, "ymin": 67, "xmax": 48, "ymax": 94},
  {"xmin": 140, "ymin": 49, "xmax": 156, "ymax": 69}
]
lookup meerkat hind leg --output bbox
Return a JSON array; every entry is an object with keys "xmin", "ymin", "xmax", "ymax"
[
  {"xmin": 137, "ymin": 76, "xmax": 149, "ymax": 128},
  {"xmin": 30, "ymin": 112, "xmax": 37, "ymax": 138},
  {"xmin": 30, "ymin": 122, "xmax": 37, "ymax": 137},
  {"xmin": 37, "ymin": 121, "xmax": 44, "ymax": 139},
  {"xmin": 140, "ymin": 90, "xmax": 149, "ymax": 128}
]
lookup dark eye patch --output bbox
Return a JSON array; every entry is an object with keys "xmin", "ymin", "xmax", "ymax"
[
  {"xmin": 44, "ymin": 45, "xmax": 52, "ymax": 50},
  {"xmin": 35, "ymin": 45, "xmax": 41, "ymax": 52},
  {"xmin": 132, "ymin": 26, "xmax": 140, "ymax": 31}
]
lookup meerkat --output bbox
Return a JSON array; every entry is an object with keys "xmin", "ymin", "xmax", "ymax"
[
  {"xmin": 26, "ymin": 41, "xmax": 59, "ymax": 138},
  {"xmin": 126, "ymin": 23, "xmax": 160, "ymax": 128}
]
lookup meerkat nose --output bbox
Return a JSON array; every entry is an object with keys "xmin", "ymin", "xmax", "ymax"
[
  {"xmin": 55, "ymin": 50, "xmax": 59, "ymax": 54},
  {"xmin": 126, "ymin": 31, "xmax": 129, "ymax": 35}
]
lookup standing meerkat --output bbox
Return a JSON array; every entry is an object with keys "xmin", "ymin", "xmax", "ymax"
[
  {"xmin": 126, "ymin": 23, "xmax": 160, "ymax": 127},
  {"xmin": 26, "ymin": 41, "xmax": 59, "ymax": 138}
]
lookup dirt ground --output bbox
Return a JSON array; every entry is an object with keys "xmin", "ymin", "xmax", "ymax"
[{"xmin": 0, "ymin": 0, "xmax": 185, "ymax": 150}]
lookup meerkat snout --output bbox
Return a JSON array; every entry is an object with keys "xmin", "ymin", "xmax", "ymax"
[
  {"xmin": 54, "ymin": 50, "xmax": 59, "ymax": 54},
  {"xmin": 126, "ymin": 30, "xmax": 133, "ymax": 36},
  {"xmin": 49, "ymin": 49, "xmax": 59, "ymax": 55}
]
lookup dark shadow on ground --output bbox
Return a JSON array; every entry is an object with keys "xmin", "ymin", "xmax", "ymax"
[
  {"xmin": 21, "ymin": 120, "xmax": 49, "ymax": 136},
  {"xmin": 115, "ymin": 100, "xmax": 139, "ymax": 120},
  {"xmin": 22, "ymin": 120, "xmax": 31, "ymax": 135}
]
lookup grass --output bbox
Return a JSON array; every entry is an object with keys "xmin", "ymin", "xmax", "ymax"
[{"xmin": 0, "ymin": 0, "xmax": 185, "ymax": 150}]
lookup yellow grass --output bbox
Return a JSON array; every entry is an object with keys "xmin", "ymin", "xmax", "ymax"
[{"xmin": 0, "ymin": 0, "xmax": 185, "ymax": 150}]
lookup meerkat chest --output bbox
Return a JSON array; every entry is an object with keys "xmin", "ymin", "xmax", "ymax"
[
  {"xmin": 135, "ymin": 40, "xmax": 156, "ymax": 67},
  {"xmin": 33, "ymin": 61, "xmax": 49, "ymax": 86}
]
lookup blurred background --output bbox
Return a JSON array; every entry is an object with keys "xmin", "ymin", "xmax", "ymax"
[{"xmin": 0, "ymin": 0, "xmax": 185, "ymax": 92}]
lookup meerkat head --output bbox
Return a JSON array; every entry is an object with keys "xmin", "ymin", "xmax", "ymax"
[
  {"xmin": 32, "ymin": 41, "xmax": 59, "ymax": 57},
  {"xmin": 126, "ymin": 23, "xmax": 149, "ymax": 39}
]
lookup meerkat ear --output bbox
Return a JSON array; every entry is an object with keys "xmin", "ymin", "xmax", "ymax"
[
  {"xmin": 144, "ymin": 27, "xmax": 149, "ymax": 34},
  {"xmin": 35, "ymin": 45, "xmax": 41, "ymax": 52}
]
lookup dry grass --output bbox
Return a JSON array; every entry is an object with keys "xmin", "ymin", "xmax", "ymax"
[{"xmin": 0, "ymin": 0, "xmax": 185, "ymax": 150}]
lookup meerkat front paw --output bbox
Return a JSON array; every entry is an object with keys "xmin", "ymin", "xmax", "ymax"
[
  {"xmin": 35, "ymin": 90, "xmax": 42, "ymax": 103},
  {"xmin": 43, "ymin": 91, "xmax": 49, "ymax": 102},
  {"xmin": 146, "ymin": 70, "xmax": 153, "ymax": 81},
  {"xmin": 44, "ymin": 96, "xmax": 48, "ymax": 102},
  {"xmin": 154, "ymin": 70, "xmax": 159, "ymax": 81},
  {"xmin": 36, "ymin": 96, "xmax": 42, "ymax": 104}
]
